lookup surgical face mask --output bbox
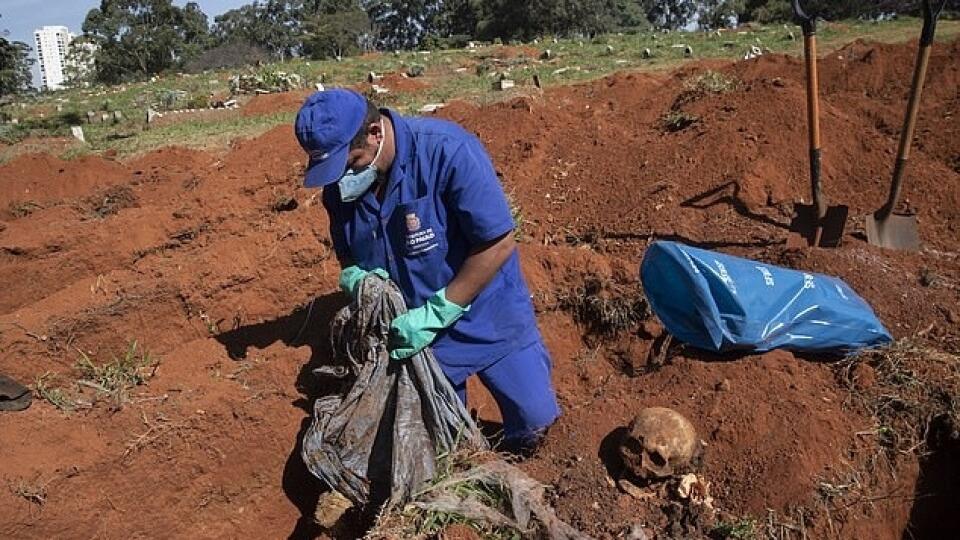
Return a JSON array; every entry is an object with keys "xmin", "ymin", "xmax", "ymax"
[{"xmin": 339, "ymin": 121, "xmax": 385, "ymax": 202}]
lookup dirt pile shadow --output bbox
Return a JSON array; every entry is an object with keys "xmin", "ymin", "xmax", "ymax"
[
  {"xmin": 903, "ymin": 416, "xmax": 960, "ymax": 539},
  {"xmin": 214, "ymin": 292, "xmax": 359, "ymax": 539}
]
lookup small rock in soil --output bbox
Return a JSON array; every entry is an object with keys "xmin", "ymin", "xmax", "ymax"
[
  {"xmin": 639, "ymin": 320, "xmax": 664, "ymax": 339},
  {"xmin": 851, "ymin": 363, "xmax": 876, "ymax": 390}
]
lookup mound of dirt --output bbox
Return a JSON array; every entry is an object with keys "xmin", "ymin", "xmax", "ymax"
[
  {"xmin": 1, "ymin": 38, "xmax": 959, "ymax": 540},
  {"xmin": 354, "ymin": 73, "xmax": 432, "ymax": 96},
  {"xmin": 241, "ymin": 90, "xmax": 313, "ymax": 117},
  {"xmin": 380, "ymin": 73, "xmax": 430, "ymax": 92},
  {"xmin": 0, "ymin": 153, "xmax": 130, "ymax": 215}
]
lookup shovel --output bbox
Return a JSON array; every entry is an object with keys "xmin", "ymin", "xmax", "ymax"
[
  {"xmin": 865, "ymin": 0, "xmax": 946, "ymax": 251},
  {"xmin": 787, "ymin": 0, "xmax": 848, "ymax": 248}
]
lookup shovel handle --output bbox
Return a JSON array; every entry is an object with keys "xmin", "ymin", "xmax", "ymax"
[
  {"xmin": 921, "ymin": 0, "xmax": 947, "ymax": 46},
  {"xmin": 793, "ymin": 0, "xmax": 825, "ymax": 219},
  {"xmin": 791, "ymin": 0, "xmax": 816, "ymax": 35},
  {"xmin": 881, "ymin": 0, "xmax": 945, "ymax": 217}
]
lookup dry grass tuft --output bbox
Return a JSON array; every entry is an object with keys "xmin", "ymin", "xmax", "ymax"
[
  {"xmin": 32, "ymin": 372, "xmax": 77, "ymax": 411},
  {"xmin": 9, "ymin": 477, "xmax": 52, "ymax": 506},
  {"xmin": 556, "ymin": 275, "xmax": 649, "ymax": 337},
  {"xmin": 836, "ymin": 339, "xmax": 960, "ymax": 457},
  {"xmin": 660, "ymin": 110, "xmax": 699, "ymax": 132}
]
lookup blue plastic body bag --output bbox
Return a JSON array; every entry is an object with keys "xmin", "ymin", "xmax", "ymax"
[{"xmin": 640, "ymin": 241, "xmax": 892, "ymax": 353}]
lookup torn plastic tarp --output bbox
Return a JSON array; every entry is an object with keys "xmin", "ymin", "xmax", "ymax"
[
  {"xmin": 301, "ymin": 273, "xmax": 487, "ymax": 507},
  {"xmin": 640, "ymin": 241, "xmax": 892, "ymax": 353},
  {"xmin": 302, "ymin": 274, "xmax": 592, "ymax": 538}
]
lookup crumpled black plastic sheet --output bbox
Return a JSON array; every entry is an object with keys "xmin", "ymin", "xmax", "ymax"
[{"xmin": 301, "ymin": 274, "xmax": 488, "ymax": 507}]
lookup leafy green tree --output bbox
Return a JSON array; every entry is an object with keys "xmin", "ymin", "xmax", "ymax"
[
  {"xmin": 698, "ymin": 0, "xmax": 745, "ymax": 29},
  {"xmin": 614, "ymin": 0, "xmax": 651, "ymax": 29},
  {"xmin": 212, "ymin": 0, "xmax": 301, "ymax": 60},
  {"xmin": 738, "ymin": 0, "xmax": 955, "ymax": 23},
  {"xmin": 363, "ymin": 0, "xmax": 441, "ymax": 50},
  {"xmin": 178, "ymin": 2, "xmax": 213, "ymax": 59},
  {"xmin": 62, "ymin": 35, "xmax": 99, "ymax": 88},
  {"xmin": 0, "ymin": 15, "xmax": 34, "ymax": 97},
  {"xmin": 530, "ymin": 0, "xmax": 617, "ymax": 36},
  {"xmin": 82, "ymin": 0, "xmax": 211, "ymax": 83},
  {"xmin": 473, "ymin": 0, "xmax": 531, "ymax": 40},
  {"xmin": 296, "ymin": 0, "xmax": 364, "ymax": 15},
  {"xmin": 471, "ymin": 0, "xmax": 640, "ymax": 41},
  {"xmin": 640, "ymin": 0, "xmax": 697, "ymax": 29},
  {"xmin": 212, "ymin": 4, "xmax": 263, "ymax": 45},
  {"xmin": 302, "ymin": 7, "xmax": 371, "ymax": 59},
  {"xmin": 431, "ymin": 0, "xmax": 480, "ymax": 38}
]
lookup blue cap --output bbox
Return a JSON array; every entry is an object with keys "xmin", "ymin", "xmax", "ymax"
[{"xmin": 295, "ymin": 89, "xmax": 367, "ymax": 188}]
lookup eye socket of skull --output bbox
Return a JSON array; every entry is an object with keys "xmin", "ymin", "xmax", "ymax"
[
  {"xmin": 646, "ymin": 449, "xmax": 668, "ymax": 469},
  {"xmin": 621, "ymin": 437, "xmax": 645, "ymax": 458}
]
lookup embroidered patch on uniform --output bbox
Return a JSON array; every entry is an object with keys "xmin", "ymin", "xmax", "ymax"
[
  {"xmin": 405, "ymin": 213, "xmax": 421, "ymax": 232},
  {"xmin": 406, "ymin": 229, "xmax": 438, "ymax": 255},
  {"xmin": 405, "ymin": 212, "xmax": 438, "ymax": 256}
]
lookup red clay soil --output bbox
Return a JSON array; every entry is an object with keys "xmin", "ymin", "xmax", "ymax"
[
  {"xmin": 1, "ymin": 39, "xmax": 959, "ymax": 539},
  {"xmin": 0, "ymin": 153, "xmax": 130, "ymax": 216},
  {"xmin": 380, "ymin": 72, "xmax": 431, "ymax": 92},
  {"xmin": 242, "ymin": 90, "xmax": 314, "ymax": 117},
  {"xmin": 354, "ymin": 73, "xmax": 432, "ymax": 97}
]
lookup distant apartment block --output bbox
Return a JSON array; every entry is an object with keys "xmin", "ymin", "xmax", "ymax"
[{"xmin": 34, "ymin": 26, "xmax": 73, "ymax": 91}]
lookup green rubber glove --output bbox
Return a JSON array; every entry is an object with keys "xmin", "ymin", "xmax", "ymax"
[
  {"xmin": 338, "ymin": 265, "xmax": 389, "ymax": 298},
  {"xmin": 388, "ymin": 288, "xmax": 468, "ymax": 360}
]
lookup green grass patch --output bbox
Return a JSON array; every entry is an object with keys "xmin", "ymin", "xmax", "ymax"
[
  {"xmin": 661, "ymin": 110, "xmax": 700, "ymax": 132},
  {"xmin": 75, "ymin": 341, "xmax": 157, "ymax": 407},
  {"xmin": 711, "ymin": 517, "xmax": 757, "ymax": 539},
  {"xmin": 64, "ymin": 111, "xmax": 294, "ymax": 159}
]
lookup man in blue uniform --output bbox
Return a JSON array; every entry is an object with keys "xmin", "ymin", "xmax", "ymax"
[{"xmin": 295, "ymin": 89, "xmax": 559, "ymax": 452}]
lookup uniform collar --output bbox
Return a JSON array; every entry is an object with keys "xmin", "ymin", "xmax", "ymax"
[
  {"xmin": 383, "ymin": 108, "xmax": 413, "ymax": 185},
  {"xmin": 359, "ymin": 109, "xmax": 412, "ymax": 214}
]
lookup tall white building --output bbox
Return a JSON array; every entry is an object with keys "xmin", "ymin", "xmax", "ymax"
[{"xmin": 33, "ymin": 26, "xmax": 73, "ymax": 91}]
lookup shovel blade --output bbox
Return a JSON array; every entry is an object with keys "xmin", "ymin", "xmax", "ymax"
[
  {"xmin": 787, "ymin": 204, "xmax": 849, "ymax": 248},
  {"xmin": 865, "ymin": 212, "xmax": 919, "ymax": 251}
]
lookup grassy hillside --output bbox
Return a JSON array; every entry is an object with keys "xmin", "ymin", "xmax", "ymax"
[{"xmin": 1, "ymin": 16, "xmax": 957, "ymax": 162}]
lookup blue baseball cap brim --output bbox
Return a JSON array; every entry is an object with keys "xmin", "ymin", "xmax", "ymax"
[{"xmin": 304, "ymin": 143, "xmax": 350, "ymax": 188}]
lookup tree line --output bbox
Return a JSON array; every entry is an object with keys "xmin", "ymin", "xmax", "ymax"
[
  {"xmin": 1, "ymin": 14, "xmax": 34, "ymax": 99},
  {"xmin": 1, "ymin": 0, "xmax": 958, "ymax": 96}
]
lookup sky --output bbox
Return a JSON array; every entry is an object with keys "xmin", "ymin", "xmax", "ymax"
[{"xmin": 1, "ymin": 0, "xmax": 251, "ymax": 87}]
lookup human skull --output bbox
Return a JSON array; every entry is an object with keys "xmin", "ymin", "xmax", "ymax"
[{"xmin": 619, "ymin": 407, "xmax": 702, "ymax": 481}]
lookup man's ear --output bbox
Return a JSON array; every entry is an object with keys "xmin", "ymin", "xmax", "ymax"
[{"xmin": 369, "ymin": 121, "xmax": 383, "ymax": 142}]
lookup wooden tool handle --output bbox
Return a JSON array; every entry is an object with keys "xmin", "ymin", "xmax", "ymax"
[
  {"xmin": 881, "ymin": 0, "xmax": 942, "ymax": 217},
  {"xmin": 795, "ymin": 0, "xmax": 824, "ymax": 220}
]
